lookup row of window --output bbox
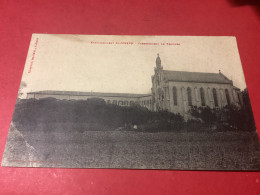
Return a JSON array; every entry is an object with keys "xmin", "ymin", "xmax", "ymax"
[
  {"xmin": 172, "ymin": 87, "xmax": 231, "ymax": 107},
  {"xmin": 106, "ymin": 99, "xmax": 152, "ymax": 106}
]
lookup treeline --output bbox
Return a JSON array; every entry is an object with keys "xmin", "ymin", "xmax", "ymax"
[
  {"xmin": 13, "ymin": 98, "xmax": 184, "ymax": 131},
  {"xmin": 13, "ymin": 88, "xmax": 256, "ymax": 132},
  {"xmin": 189, "ymin": 89, "xmax": 256, "ymax": 132}
]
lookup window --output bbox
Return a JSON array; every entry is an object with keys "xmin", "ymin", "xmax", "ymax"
[
  {"xmin": 207, "ymin": 88, "xmax": 212, "ymax": 101},
  {"xmin": 107, "ymin": 100, "xmax": 111, "ymax": 104},
  {"xmin": 213, "ymin": 88, "xmax": 218, "ymax": 107},
  {"xmin": 130, "ymin": 101, "xmax": 134, "ymax": 106},
  {"xmin": 187, "ymin": 87, "xmax": 192, "ymax": 106},
  {"xmin": 112, "ymin": 100, "xmax": 117, "ymax": 105},
  {"xmin": 200, "ymin": 88, "xmax": 205, "ymax": 106},
  {"xmin": 225, "ymin": 89, "xmax": 230, "ymax": 105},
  {"xmin": 173, "ymin": 87, "xmax": 177, "ymax": 105},
  {"xmin": 124, "ymin": 101, "xmax": 128, "ymax": 106},
  {"xmin": 118, "ymin": 101, "xmax": 123, "ymax": 106},
  {"xmin": 195, "ymin": 87, "xmax": 199, "ymax": 101}
]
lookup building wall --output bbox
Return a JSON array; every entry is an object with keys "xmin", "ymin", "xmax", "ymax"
[
  {"xmin": 165, "ymin": 81, "xmax": 241, "ymax": 116},
  {"xmin": 139, "ymin": 95, "xmax": 153, "ymax": 110},
  {"xmin": 27, "ymin": 93, "xmax": 153, "ymax": 110}
]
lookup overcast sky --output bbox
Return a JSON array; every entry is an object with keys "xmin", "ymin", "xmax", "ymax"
[{"xmin": 20, "ymin": 34, "xmax": 247, "ymax": 98}]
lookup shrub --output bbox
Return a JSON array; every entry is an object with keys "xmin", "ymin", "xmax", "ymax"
[
  {"xmin": 189, "ymin": 106, "xmax": 218, "ymax": 124},
  {"xmin": 189, "ymin": 99, "xmax": 256, "ymax": 132}
]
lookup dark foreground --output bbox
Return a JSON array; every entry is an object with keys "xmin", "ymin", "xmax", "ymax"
[{"xmin": 2, "ymin": 122, "xmax": 260, "ymax": 170}]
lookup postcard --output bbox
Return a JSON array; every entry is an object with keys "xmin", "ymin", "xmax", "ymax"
[{"xmin": 2, "ymin": 34, "xmax": 260, "ymax": 170}]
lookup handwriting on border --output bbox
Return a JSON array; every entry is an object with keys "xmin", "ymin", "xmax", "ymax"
[{"xmin": 28, "ymin": 37, "xmax": 39, "ymax": 74}]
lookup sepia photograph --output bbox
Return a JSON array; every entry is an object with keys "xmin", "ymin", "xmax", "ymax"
[{"xmin": 2, "ymin": 34, "xmax": 260, "ymax": 170}]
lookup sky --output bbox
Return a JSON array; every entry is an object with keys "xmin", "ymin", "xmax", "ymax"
[{"xmin": 20, "ymin": 34, "xmax": 247, "ymax": 98}]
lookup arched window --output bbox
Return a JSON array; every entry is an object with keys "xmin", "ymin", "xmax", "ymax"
[
  {"xmin": 187, "ymin": 87, "xmax": 192, "ymax": 106},
  {"xmin": 200, "ymin": 88, "xmax": 205, "ymax": 106},
  {"xmin": 225, "ymin": 89, "xmax": 230, "ymax": 106},
  {"xmin": 213, "ymin": 88, "xmax": 218, "ymax": 107},
  {"xmin": 173, "ymin": 87, "xmax": 177, "ymax": 105}
]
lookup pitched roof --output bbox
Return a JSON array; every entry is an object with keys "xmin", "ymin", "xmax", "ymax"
[
  {"xmin": 162, "ymin": 70, "xmax": 233, "ymax": 84},
  {"xmin": 27, "ymin": 90, "xmax": 152, "ymax": 98}
]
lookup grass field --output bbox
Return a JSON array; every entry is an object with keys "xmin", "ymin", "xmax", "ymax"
[{"xmin": 2, "ymin": 121, "xmax": 260, "ymax": 170}]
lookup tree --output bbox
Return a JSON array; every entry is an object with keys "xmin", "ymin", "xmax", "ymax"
[
  {"xmin": 240, "ymin": 88, "xmax": 256, "ymax": 131},
  {"xmin": 18, "ymin": 81, "xmax": 27, "ymax": 99},
  {"xmin": 189, "ymin": 106, "xmax": 218, "ymax": 124}
]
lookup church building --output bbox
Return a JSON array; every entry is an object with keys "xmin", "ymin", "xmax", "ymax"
[{"xmin": 151, "ymin": 54, "xmax": 243, "ymax": 117}]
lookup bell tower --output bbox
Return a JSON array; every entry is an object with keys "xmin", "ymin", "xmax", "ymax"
[{"xmin": 152, "ymin": 53, "xmax": 165, "ymax": 112}]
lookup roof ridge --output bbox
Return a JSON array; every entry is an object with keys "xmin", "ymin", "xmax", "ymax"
[
  {"xmin": 219, "ymin": 72, "xmax": 232, "ymax": 82},
  {"xmin": 28, "ymin": 90, "xmax": 152, "ymax": 96},
  {"xmin": 163, "ymin": 70, "xmax": 219, "ymax": 75}
]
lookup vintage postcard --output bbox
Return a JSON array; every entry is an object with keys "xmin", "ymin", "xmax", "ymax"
[{"xmin": 2, "ymin": 34, "xmax": 260, "ymax": 170}]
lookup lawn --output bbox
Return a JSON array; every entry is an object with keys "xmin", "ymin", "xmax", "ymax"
[{"xmin": 2, "ymin": 121, "xmax": 260, "ymax": 170}]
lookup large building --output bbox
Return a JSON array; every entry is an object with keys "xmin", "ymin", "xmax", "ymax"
[
  {"xmin": 151, "ymin": 54, "xmax": 243, "ymax": 117},
  {"xmin": 27, "ymin": 91, "xmax": 153, "ymax": 110},
  {"xmin": 27, "ymin": 54, "xmax": 243, "ymax": 117}
]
